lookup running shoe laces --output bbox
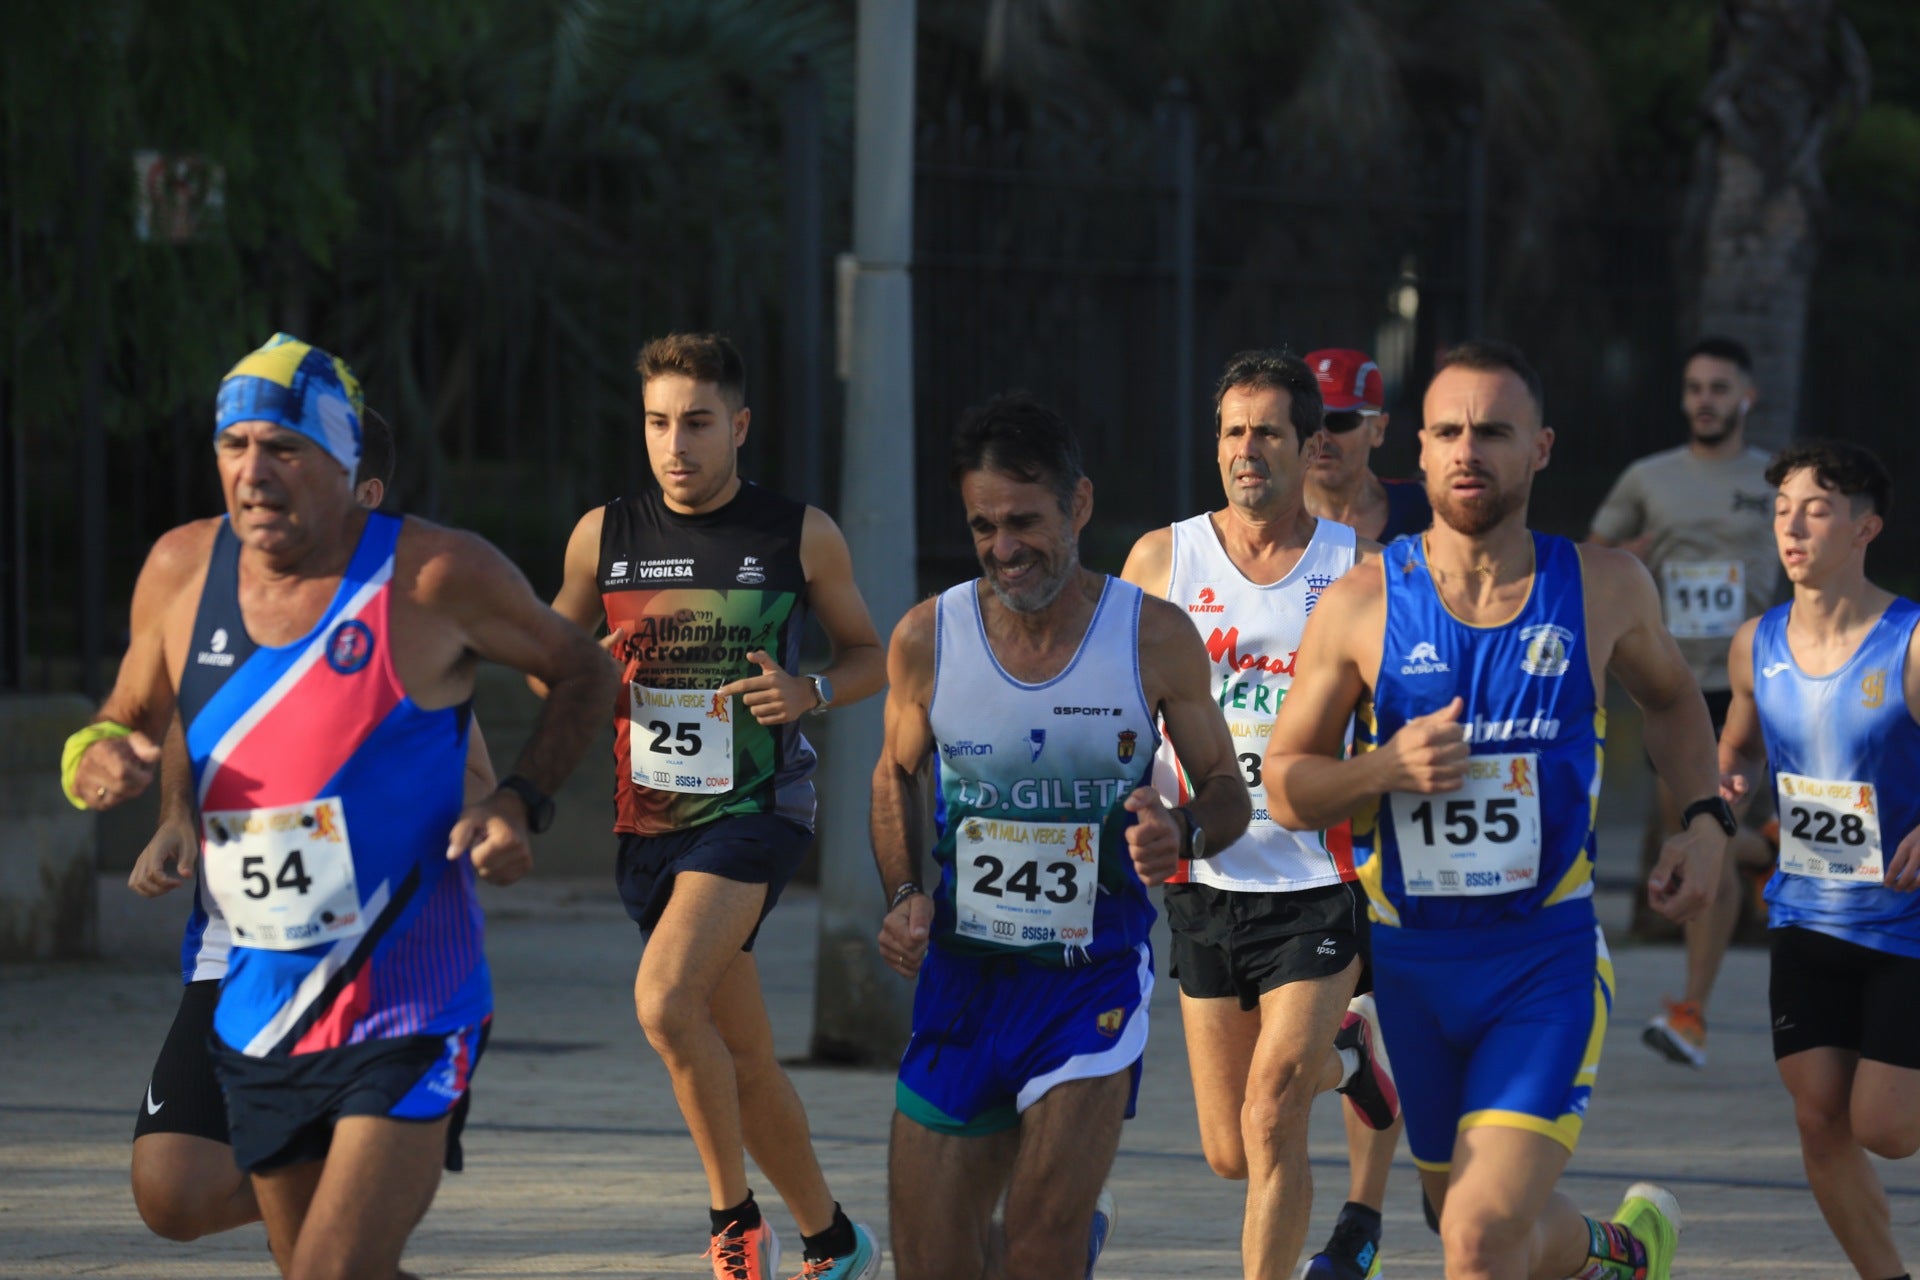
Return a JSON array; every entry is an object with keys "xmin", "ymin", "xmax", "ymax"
[{"xmin": 705, "ymin": 1220, "xmax": 778, "ymax": 1280}]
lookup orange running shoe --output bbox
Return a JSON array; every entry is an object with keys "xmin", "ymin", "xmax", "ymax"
[
  {"xmin": 705, "ymin": 1219, "xmax": 780, "ymax": 1280},
  {"xmin": 1642, "ymin": 997, "xmax": 1707, "ymax": 1069}
]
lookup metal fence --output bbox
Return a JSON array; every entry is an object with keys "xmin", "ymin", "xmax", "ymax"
[{"xmin": 11, "ymin": 77, "xmax": 1917, "ymax": 697}]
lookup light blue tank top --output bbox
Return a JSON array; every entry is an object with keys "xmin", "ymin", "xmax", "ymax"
[
  {"xmin": 1357, "ymin": 533, "xmax": 1604, "ymax": 930},
  {"xmin": 927, "ymin": 577, "xmax": 1160, "ymax": 966},
  {"xmin": 1756, "ymin": 597, "xmax": 1920, "ymax": 957}
]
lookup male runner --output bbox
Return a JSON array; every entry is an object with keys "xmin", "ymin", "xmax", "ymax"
[
  {"xmin": 1301, "ymin": 348, "xmax": 1431, "ymax": 544},
  {"xmin": 93, "ymin": 408, "xmax": 498, "ymax": 1250},
  {"xmin": 1718, "ymin": 439, "xmax": 1920, "ymax": 1280},
  {"xmin": 1120, "ymin": 349, "xmax": 1399, "ymax": 1280},
  {"xmin": 1266, "ymin": 341, "xmax": 1727, "ymax": 1280},
  {"xmin": 1588, "ymin": 335, "xmax": 1778, "ymax": 1068},
  {"xmin": 544, "ymin": 332, "xmax": 886, "ymax": 1280},
  {"xmin": 103, "ymin": 332, "xmax": 615, "ymax": 1279},
  {"xmin": 873, "ymin": 391, "xmax": 1251, "ymax": 1280}
]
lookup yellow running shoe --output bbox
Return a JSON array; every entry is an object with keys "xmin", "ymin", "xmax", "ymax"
[{"xmin": 1612, "ymin": 1183, "xmax": 1682, "ymax": 1280}]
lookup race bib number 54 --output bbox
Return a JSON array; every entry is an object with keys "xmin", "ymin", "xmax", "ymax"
[
  {"xmin": 954, "ymin": 816, "xmax": 1098, "ymax": 949},
  {"xmin": 1390, "ymin": 753, "xmax": 1544, "ymax": 896},
  {"xmin": 1777, "ymin": 771, "xmax": 1884, "ymax": 882},
  {"xmin": 202, "ymin": 798, "xmax": 364, "ymax": 951}
]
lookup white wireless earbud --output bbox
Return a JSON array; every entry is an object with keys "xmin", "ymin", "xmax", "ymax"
[{"xmin": 1738, "ymin": 397, "xmax": 1752, "ymax": 414}]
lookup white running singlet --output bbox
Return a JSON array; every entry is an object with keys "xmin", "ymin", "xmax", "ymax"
[{"xmin": 1153, "ymin": 514, "xmax": 1358, "ymax": 891}]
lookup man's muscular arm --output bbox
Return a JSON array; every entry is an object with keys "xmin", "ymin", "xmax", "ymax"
[
  {"xmin": 871, "ymin": 602, "xmax": 938, "ymax": 978},
  {"xmin": 719, "ymin": 506, "xmax": 886, "ymax": 725},
  {"xmin": 1119, "ymin": 527, "xmax": 1173, "ymax": 600},
  {"xmin": 1127, "ymin": 596, "xmax": 1249, "ymax": 885},
  {"xmin": 1587, "ymin": 545, "xmax": 1726, "ymax": 921},
  {"xmin": 1266, "ymin": 566, "xmax": 1468, "ymax": 830},
  {"xmin": 404, "ymin": 523, "xmax": 617, "ymax": 876},
  {"xmin": 128, "ymin": 716, "xmax": 201, "ymax": 897},
  {"xmin": 70, "ymin": 521, "xmax": 215, "ymax": 809},
  {"xmin": 1717, "ymin": 619, "xmax": 1766, "ymax": 817},
  {"xmin": 530, "ymin": 507, "xmax": 611, "ymax": 698}
]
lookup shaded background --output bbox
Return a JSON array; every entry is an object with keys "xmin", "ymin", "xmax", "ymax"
[{"xmin": 4, "ymin": 0, "xmax": 1915, "ymax": 692}]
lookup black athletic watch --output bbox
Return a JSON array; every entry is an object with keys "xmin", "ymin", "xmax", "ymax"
[
  {"xmin": 1680, "ymin": 795, "xmax": 1737, "ymax": 837},
  {"xmin": 495, "ymin": 775, "xmax": 556, "ymax": 834},
  {"xmin": 1175, "ymin": 806, "xmax": 1207, "ymax": 861}
]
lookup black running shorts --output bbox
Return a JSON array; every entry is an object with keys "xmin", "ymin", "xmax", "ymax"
[
  {"xmin": 133, "ymin": 979, "xmax": 230, "ymax": 1144},
  {"xmin": 615, "ymin": 813, "xmax": 812, "ymax": 952},
  {"xmin": 1165, "ymin": 881, "xmax": 1364, "ymax": 1010},
  {"xmin": 1770, "ymin": 925, "xmax": 1920, "ymax": 1067},
  {"xmin": 211, "ymin": 1024, "xmax": 487, "ymax": 1174}
]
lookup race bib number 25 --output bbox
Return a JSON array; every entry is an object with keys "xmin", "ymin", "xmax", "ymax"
[{"xmin": 631, "ymin": 684, "xmax": 734, "ymax": 794}]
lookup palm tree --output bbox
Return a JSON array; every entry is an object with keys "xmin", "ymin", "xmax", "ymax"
[{"xmin": 1685, "ymin": 0, "xmax": 1869, "ymax": 447}]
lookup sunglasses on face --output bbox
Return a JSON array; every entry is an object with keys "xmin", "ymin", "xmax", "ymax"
[{"xmin": 1320, "ymin": 410, "xmax": 1381, "ymax": 434}]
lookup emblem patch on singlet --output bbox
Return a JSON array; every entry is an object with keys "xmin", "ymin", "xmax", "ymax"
[
  {"xmin": 1519, "ymin": 624, "xmax": 1574, "ymax": 678},
  {"xmin": 325, "ymin": 619, "xmax": 374, "ymax": 675}
]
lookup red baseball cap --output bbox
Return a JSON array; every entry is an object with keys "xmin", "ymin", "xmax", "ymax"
[{"xmin": 1305, "ymin": 349, "xmax": 1385, "ymax": 413}]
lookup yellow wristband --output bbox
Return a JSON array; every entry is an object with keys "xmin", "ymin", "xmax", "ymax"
[{"xmin": 61, "ymin": 721, "xmax": 133, "ymax": 809}]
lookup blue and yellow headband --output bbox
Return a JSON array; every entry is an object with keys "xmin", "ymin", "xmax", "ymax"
[{"xmin": 214, "ymin": 333, "xmax": 364, "ymax": 474}]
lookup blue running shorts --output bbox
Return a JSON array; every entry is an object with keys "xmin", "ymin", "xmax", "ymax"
[
  {"xmin": 1371, "ymin": 899, "xmax": 1611, "ymax": 1171},
  {"xmin": 896, "ymin": 941, "xmax": 1152, "ymax": 1136}
]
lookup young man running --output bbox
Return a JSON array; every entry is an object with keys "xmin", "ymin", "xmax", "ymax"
[
  {"xmin": 1121, "ymin": 349, "xmax": 1398, "ymax": 1280},
  {"xmin": 1267, "ymin": 340, "xmax": 1728, "ymax": 1280},
  {"xmin": 873, "ymin": 391, "xmax": 1250, "ymax": 1280},
  {"xmin": 1718, "ymin": 439, "xmax": 1920, "ymax": 1280},
  {"xmin": 545, "ymin": 332, "xmax": 886, "ymax": 1280},
  {"xmin": 1588, "ymin": 336, "xmax": 1779, "ymax": 1068}
]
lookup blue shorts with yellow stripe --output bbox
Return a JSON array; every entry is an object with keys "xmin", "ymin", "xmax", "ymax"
[
  {"xmin": 896, "ymin": 940, "xmax": 1151, "ymax": 1136},
  {"xmin": 1371, "ymin": 898, "xmax": 1611, "ymax": 1171}
]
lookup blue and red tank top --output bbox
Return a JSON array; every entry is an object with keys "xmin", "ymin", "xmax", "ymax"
[{"xmin": 181, "ymin": 513, "xmax": 488, "ymax": 1057}]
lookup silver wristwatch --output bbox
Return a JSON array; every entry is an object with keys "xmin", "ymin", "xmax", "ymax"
[{"xmin": 806, "ymin": 673, "xmax": 834, "ymax": 716}]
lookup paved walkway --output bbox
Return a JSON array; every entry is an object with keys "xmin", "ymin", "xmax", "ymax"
[{"xmin": 2, "ymin": 877, "xmax": 1910, "ymax": 1277}]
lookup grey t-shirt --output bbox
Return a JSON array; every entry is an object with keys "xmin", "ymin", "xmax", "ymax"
[{"xmin": 1589, "ymin": 445, "xmax": 1778, "ymax": 692}]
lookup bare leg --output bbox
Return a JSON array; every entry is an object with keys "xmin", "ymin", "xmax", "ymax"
[
  {"xmin": 1434, "ymin": 1126, "xmax": 1584, "ymax": 1280},
  {"xmin": 1651, "ymin": 772, "xmax": 1744, "ymax": 1014},
  {"xmin": 710, "ymin": 948, "xmax": 836, "ymax": 1234},
  {"xmin": 1780, "ymin": 1047, "xmax": 1907, "ymax": 1279},
  {"xmin": 888, "ymin": 1111, "xmax": 1020, "ymax": 1280},
  {"xmin": 131, "ymin": 1132, "xmax": 259, "ymax": 1240},
  {"xmin": 252, "ymin": 1115, "xmax": 448, "ymax": 1280},
  {"xmin": 1236, "ymin": 966, "xmax": 1359, "ymax": 1280},
  {"xmin": 1178, "ymin": 991, "xmax": 1260, "ymax": 1180},
  {"xmin": 633, "ymin": 871, "xmax": 773, "ymax": 1216},
  {"xmin": 1000, "ymin": 1071, "xmax": 1132, "ymax": 1280},
  {"xmin": 1341, "ymin": 1101, "xmax": 1403, "ymax": 1211}
]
